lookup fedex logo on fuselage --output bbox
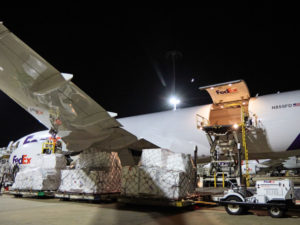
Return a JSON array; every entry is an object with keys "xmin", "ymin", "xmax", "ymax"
[
  {"xmin": 216, "ymin": 88, "xmax": 237, "ymax": 95},
  {"xmin": 12, "ymin": 155, "xmax": 32, "ymax": 165}
]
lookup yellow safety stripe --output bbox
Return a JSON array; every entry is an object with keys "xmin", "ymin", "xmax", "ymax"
[
  {"xmin": 241, "ymin": 106, "xmax": 250, "ymax": 187},
  {"xmin": 41, "ymin": 141, "xmax": 56, "ymax": 154}
]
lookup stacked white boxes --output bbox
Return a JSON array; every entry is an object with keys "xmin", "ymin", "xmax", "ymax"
[
  {"xmin": 121, "ymin": 149, "xmax": 196, "ymax": 200},
  {"xmin": 58, "ymin": 150, "xmax": 122, "ymax": 194},
  {"xmin": 12, "ymin": 154, "xmax": 66, "ymax": 191},
  {"xmin": 12, "ymin": 168, "xmax": 61, "ymax": 191}
]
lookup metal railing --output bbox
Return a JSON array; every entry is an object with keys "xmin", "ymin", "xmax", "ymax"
[
  {"xmin": 196, "ymin": 114, "xmax": 209, "ymax": 129},
  {"xmin": 42, "ymin": 141, "xmax": 55, "ymax": 154}
]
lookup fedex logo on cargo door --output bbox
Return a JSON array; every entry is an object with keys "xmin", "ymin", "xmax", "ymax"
[
  {"xmin": 12, "ymin": 155, "xmax": 32, "ymax": 165},
  {"xmin": 216, "ymin": 88, "xmax": 238, "ymax": 95}
]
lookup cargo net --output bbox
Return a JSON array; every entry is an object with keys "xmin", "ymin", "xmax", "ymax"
[
  {"xmin": 58, "ymin": 150, "xmax": 122, "ymax": 194},
  {"xmin": 121, "ymin": 149, "xmax": 196, "ymax": 200}
]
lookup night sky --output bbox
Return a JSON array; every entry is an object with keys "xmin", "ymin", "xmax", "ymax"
[{"xmin": 0, "ymin": 6, "xmax": 299, "ymax": 146}]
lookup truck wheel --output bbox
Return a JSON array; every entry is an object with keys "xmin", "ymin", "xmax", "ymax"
[
  {"xmin": 225, "ymin": 196, "xmax": 244, "ymax": 215},
  {"xmin": 268, "ymin": 206, "xmax": 285, "ymax": 218}
]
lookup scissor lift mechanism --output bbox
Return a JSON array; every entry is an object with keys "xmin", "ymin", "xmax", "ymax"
[{"xmin": 197, "ymin": 80, "xmax": 252, "ymax": 187}]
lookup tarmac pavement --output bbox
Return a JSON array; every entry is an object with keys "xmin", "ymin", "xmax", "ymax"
[{"xmin": 1, "ymin": 194, "xmax": 300, "ymax": 225}]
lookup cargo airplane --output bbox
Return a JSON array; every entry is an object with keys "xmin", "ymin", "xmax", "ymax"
[{"xmin": 0, "ymin": 23, "xmax": 300, "ymax": 170}]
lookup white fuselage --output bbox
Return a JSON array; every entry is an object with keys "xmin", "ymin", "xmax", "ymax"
[
  {"xmin": 8, "ymin": 90, "xmax": 300, "ymax": 168},
  {"xmin": 119, "ymin": 90, "xmax": 300, "ymax": 156},
  {"xmin": 8, "ymin": 131, "xmax": 67, "ymax": 168}
]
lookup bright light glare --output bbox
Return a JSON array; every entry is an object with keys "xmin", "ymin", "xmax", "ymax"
[
  {"xmin": 169, "ymin": 97, "xmax": 180, "ymax": 105},
  {"xmin": 233, "ymin": 123, "xmax": 239, "ymax": 129},
  {"xmin": 169, "ymin": 96, "xmax": 180, "ymax": 110}
]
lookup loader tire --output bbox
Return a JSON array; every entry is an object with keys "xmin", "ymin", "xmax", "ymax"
[
  {"xmin": 268, "ymin": 206, "xmax": 285, "ymax": 218},
  {"xmin": 225, "ymin": 196, "xmax": 245, "ymax": 215}
]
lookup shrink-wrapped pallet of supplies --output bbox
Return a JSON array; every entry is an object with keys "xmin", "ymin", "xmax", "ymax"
[
  {"xmin": 11, "ymin": 154, "xmax": 66, "ymax": 191},
  {"xmin": 121, "ymin": 149, "xmax": 196, "ymax": 200},
  {"xmin": 159, "ymin": 169, "xmax": 195, "ymax": 199},
  {"xmin": 0, "ymin": 158, "xmax": 10, "ymax": 177},
  {"xmin": 12, "ymin": 168, "xmax": 61, "ymax": 191},
  {"xmin": 58, "ymin": 151, "xmax": 122, "ymax": 194},
  {"xmin": 121, "ymin": 166, "xmax": 195, "ymax": 199},
  {"xmin": 75, "ymin": 149, "xmax": 119, "ymax": 170}
]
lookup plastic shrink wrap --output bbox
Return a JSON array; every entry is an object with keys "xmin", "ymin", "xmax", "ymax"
[
  {"xmin": 122, "ymin": 149, "xmax": 196, "ymax": 200},
  {"xmin": 11, "ymin": 154, "xmax": 66, "ymax": 191},
  {"xmin": 12, "ymin": 168, "xmax": 61, "ymax": 191},
  {"xmin": 58, "ymin": 151, "xmax": 122, "ymax": 194}
]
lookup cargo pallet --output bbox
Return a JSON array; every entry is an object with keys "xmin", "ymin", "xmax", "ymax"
[
  {"xmin": 9, "ymin": 190, "xmax": 55, "ymax": 198},
  {"xmin": 55, "ymin": 192, "xmax": 120, "ymax": 202}
]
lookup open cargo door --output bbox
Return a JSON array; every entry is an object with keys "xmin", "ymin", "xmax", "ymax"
[
  {"xmin": 199, "ymin": 80, "xmax": 251, "ymax": 126},
  {"xmin": 199, "ymin": 80, "xmax": 250, "ymax": 104}
]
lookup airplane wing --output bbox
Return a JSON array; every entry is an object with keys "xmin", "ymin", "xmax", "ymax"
[
  {"xmin": 252, "ymin": 159, "xmax": 286, "ymax": 174},
  {"xmin": 0, "ymin": 23, "xmax": 141, "ymax": 152},
  {"xmin": 259, "ymin": 159, "xmax": 286, "ymax": 168},
  {"xmin": 254, "ymin": 158, "xmax": 288, "ymax": 173}
]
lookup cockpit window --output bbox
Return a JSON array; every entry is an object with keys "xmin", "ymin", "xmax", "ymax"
[{"xmin": 14, "ymin": 141, "xmax": 20, "ymax": 149}]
